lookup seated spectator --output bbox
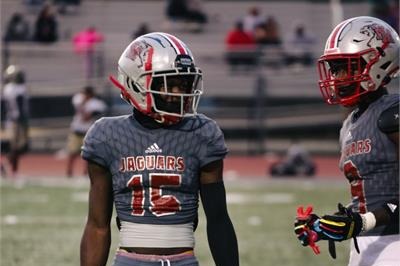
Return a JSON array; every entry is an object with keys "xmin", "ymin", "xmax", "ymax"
[
  {"xmin": 225, "ymin": 21, "xmax": 258, "ymax": 70},
  {"xmin": 166, "ymin": 0, "xmax": 207, "ymax": 24},
  {"xmin": 242, "ymin": 6, "xmax": 264, "ymax": 34},
  {"xmin": 225, "ymin": 21, "xmax": 255, "ymax": 49},
  {"xmin": 132, "ymin": 23, "xmax": 150, "ymax": 40},
  {"xmin": 33, "ymin": 4, "xmax": 58, "ymax": 43},
  {"xmin": 263, "ymin": 16, "xmax": 282, "ymax": 45},
  {"xmin": 4, "ymin": 13, "xmax": 30, "ymax": 42},
  {"xmin": 253, "ymin": 22, "xmax": 268, "ymax": 44},
  {"xmin": 187, "ymin": 0, "xmax": 208, "ymax": 24},
  {"xmin": 283, "ymin": 23, "xmax": 316, "ymax": 67}
]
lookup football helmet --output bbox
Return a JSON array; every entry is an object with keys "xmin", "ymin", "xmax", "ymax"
[
  {"xmin": 110, "ymin": 32, "xmax": 203, "ymax": 125},
  {"xmin": 3, "ymin": 65, "xmax": 25, "ymax": 84},
  {"xmin": 318, "ymin": 16, "xmax": 399, "ymax": 106}
]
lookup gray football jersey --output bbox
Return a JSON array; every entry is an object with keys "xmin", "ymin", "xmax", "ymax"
[
  {"xmin": 82, "ymin": 113, "xmax": 228, "ymax": 225},
  {"xmin": 339, "ymin": 94, "xmax": 399, "ymax": 236}
]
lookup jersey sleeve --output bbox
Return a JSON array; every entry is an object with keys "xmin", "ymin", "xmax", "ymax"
[
  {"xmin": 377, "ymin": 102, "xmax": 399, "ymax": 134},
  {"xmin": 199, "ymin": 119, "xmax": 228, "ymax": 167},
  {"xmin": 81, "ymin": 118, "xmax": 110, "ymax": 168}
]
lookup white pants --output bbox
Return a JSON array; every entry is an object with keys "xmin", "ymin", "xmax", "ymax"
[{"xmin": 348, "ymin": 234, "xmax": 400, "ymax": 266}]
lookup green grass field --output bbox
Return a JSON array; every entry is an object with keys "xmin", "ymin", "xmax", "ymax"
[{"xmin": 1, "ymin": 178, "xmax": 351, "ymax": 266}]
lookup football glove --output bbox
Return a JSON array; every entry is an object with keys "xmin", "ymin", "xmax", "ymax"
[
  {"xmin": 317, "ymin": 203, "xmax": 362, "ymax": 242},
  {"xmin": 294, "ymin": 213, "xmax": 320, "ymax": 246}
]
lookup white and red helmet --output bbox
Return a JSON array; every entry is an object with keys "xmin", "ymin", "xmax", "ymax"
[
  {"xmin": 318, "ymin": 16, "xmax": 399, "ymax": 106},
  {"xmin": 110, "ymin": 32, "xmax": 203, "ymax": 124}
]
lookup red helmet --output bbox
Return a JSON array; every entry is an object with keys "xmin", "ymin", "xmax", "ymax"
[{"xmin": 318, "ymin": 16, "xmax": 399, "ymax": 107}]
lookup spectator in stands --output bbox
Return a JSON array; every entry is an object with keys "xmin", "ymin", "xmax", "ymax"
[
  {"xmin": 253, "ymin": 22, "xmax": 269, "ymax": 44},
  {"xmin": 187, "ymin": 0, "xmax": 208, "ymax": 23},
  {"xmin": 4, "ymin": 13, "xmax": 30, "ymax": 42},
  {"xmin": 66, "ymin": 86, "xmax": 106, "ymax": 177},
  {"xmin": 166, "ymin": 0, "xmax": 208, "ymax": 32},
  {"xmin": 132, "ymin": 23, "xmax": 150, "ymax": 40},
  {"xmin": 225, "ymin": 21, "xmax": 256, "ymax": 48},
  {"xmin": 2, "ymin": 65, "xmax": 30, "ymax": 178},
  {"xmin": 225, "ymin": 21, "xmax": 258, "ymax": 71},
  {"xmin": 72, "ymin": 26, "xmax": 104, "ymax": 80},
  {"xmin": 167, "ymin": 0, "xmax": 207, "ymax": 23},
  {"xmin": 242, "ymin": 6, "xmax": 264, "ymax": 34},
  {"xmin": 33, "ymin": 3, "xmax": 58, "ymax": 43},
  {"xmin": 283, "ymin": 23, "xmax": 316, "ymax": 67},
  {"xmin": 263, "ymin": 16, "xmax": 282, "ymax": 45}
]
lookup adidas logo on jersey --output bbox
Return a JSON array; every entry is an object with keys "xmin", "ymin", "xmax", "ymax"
[
  {"xmin": 345, "ymin": 131, "xmax": 353, "ymax": 141},
  {"xmin": 145, "ymin": 143, "xmax": 163, "ymax": 153},
  {"xmin": 387, "ymin": 203, "xmax": 397, "ymax": 213}
]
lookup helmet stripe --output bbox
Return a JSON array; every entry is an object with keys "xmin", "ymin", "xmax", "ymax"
[
  {"xmin": 164, "ymin": 33, "xmax": 188, "ymax": 55},
  {"xmin": 144, "ymin": 47, "xmax": 154, "ymax": 89},
  {"xmin": 329, "ymin": 17, "xmax": 360, "ymax": 49},
  {"xmin": 329, "ymin": 20, "xmax": 348, "ymax": 49}
]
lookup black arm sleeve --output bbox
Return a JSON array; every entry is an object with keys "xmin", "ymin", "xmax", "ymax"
[
  {"xmin": 377, "ymin": 102, "xmax": 399, "ymax": 134},
  {"xmin": 372, "ymin": 198, "xmax": 399, "ymax": 234},
  {"xmin": 200, "ymin": 182, "xmax": 239, "ymax": 266}
]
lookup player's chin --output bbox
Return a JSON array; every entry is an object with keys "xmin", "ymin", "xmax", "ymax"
[
  {"xmin": 156, "ymin": 101, "xmax": 181, "ymax": 114},
  {"xmin": 337, "ymin": 85, "xmax": 356, "ymax": 98}
]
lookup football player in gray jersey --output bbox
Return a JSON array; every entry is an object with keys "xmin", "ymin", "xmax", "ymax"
[
  {"xmin": 80, "ymin": 32, "xmax": 239, "ymax": 266},
  {"xmin": 294, "ymin": 16, "xmax": 399, "ymax": 265}
]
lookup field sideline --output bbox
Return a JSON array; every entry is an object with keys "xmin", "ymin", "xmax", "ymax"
[{"xmin": 1, "ymin": 176, "xmax": 351, "ymax": 266}]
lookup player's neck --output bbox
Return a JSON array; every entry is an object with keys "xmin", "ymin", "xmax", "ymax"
[
  {"xmin": 133, "ymin": 108, "xmax": 164, "ymax": 129},
  {"xmin": 353, "ymin": 87, "xmax": 387, "ymax": 121}
]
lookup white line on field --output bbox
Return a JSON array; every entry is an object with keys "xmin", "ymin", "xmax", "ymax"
[
  {"xmin": 2, "ymin": 215, "xmax": 86, "ymax": 225},
  {"xmin": 226, "ymin": 192, "xmax": 293, "ymax": 204}
]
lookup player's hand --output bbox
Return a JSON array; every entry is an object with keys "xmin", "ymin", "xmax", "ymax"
[
  {"xmin": 294, "ymin": 213, "xmax": 321, "ymax": 246},
  {"xmin": 318, "ymin": 203, "xmax": 362, "ymax": 242}
]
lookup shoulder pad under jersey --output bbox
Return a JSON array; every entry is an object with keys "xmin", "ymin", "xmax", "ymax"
[{"xmin": 377, "ymin": 102, "xmax": 399, "ymax": 134}]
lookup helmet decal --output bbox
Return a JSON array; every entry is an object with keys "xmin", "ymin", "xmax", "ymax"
[
  {"xmin": 126, "ymin": 40, "xmax": 152, "ymax": 69},
  {"xmin": 360, "ymin": 23, "xmax": 395, "ymax": 47}
]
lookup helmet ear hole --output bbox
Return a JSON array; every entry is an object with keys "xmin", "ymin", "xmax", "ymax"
[
  {"xmin": 126, "ymin": 77, "xmax": 140, "ymax": 93},
  {"xmin": 380, "ymin": 61, "xmax": 391, "ymax": 70}
]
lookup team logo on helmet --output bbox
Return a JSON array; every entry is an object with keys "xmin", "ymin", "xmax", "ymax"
[
  {"xmin": 360, "ymin": 23, "xmax": 395, "ymax": 47},
  {"xmin": 126, "ymin": 40, "xmax": 152, "ymax": 68}
]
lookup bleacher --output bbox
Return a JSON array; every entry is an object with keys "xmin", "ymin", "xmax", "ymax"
[{"xmin": 3, "ymin": 0, "xmax": 397, "ymax": 155}]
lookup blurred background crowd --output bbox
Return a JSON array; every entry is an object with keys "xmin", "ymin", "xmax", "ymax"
[{"xmin": 1, "ymin": 0, "xmax": 399, "ymax": 178}]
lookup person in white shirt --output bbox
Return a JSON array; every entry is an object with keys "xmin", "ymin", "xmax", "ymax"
[
  {"xmin": 2, "ymin": 65, "xmax": 29, "ymax": 178},
  {"xmin": 66, "ymin": 86, "xmax": 106, "ymax": 177},
  {"xmin": 283, "ymin": 23, "xmax": 316, "ymax": 68}
]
